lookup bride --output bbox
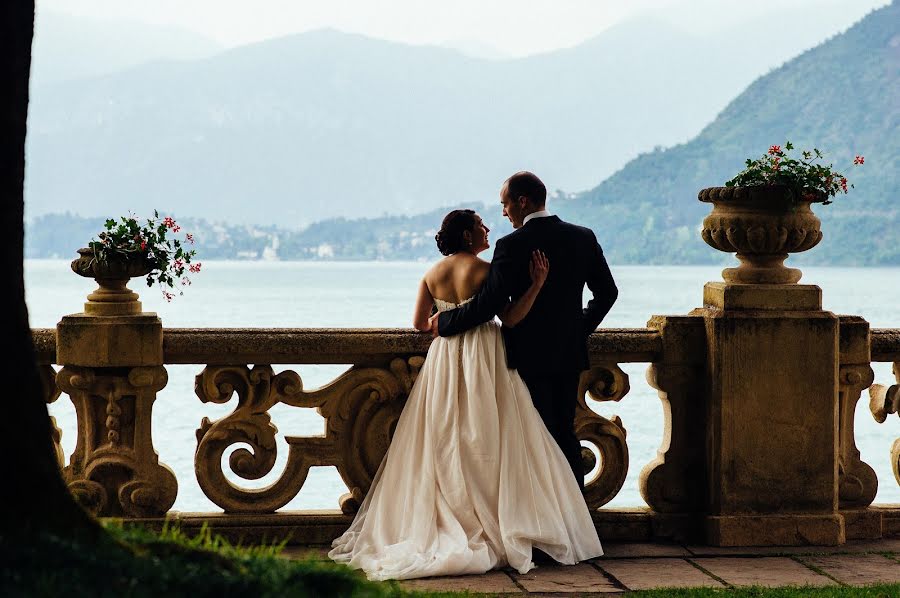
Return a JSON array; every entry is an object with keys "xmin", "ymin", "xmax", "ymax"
[{"xmin": 329, "ymin": 209, "xmax": 603, "ymax": 580}]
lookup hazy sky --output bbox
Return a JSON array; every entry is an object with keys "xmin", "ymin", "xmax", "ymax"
[{"xmin": 40, "ymin": 0, "xmax": 890, "ymax": 57}]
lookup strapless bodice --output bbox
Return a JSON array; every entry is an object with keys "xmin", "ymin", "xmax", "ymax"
[{"xmin": 434, "ymin": 296, "xmax": 474, "ymax": 313}]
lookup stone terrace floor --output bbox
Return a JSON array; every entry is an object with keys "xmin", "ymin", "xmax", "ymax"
[{"xmin": 282, "ymin": 539, "xmax": 900, "ymax": 595}]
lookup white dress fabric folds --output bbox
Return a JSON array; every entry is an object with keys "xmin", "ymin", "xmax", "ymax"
[{"xmin": 329, "ymin": 298, "xmax": 603, "ymax": 580}]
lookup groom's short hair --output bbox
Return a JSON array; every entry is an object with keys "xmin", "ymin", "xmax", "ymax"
[{"xmin": 505, "ymin": 171, "xmax": 547, "ymax": 206}]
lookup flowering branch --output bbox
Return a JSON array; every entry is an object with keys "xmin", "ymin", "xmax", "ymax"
[
  {"xmin": 88, "ymin": 210, "xmax": 201, "ymax": 301},
  {"xmin": 725, "ymin": 141, "xmax": 864, "ymax": 205}
]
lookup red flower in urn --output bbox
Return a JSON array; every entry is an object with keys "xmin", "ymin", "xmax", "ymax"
[
  {"xmin": 86, "ymin": 211, "xmax": 200, "ymax": 300},
  {"xmin": 726, "ymin": 141, "xmax": 864, "ymax": 205}
]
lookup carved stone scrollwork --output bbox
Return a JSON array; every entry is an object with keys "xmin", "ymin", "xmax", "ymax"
[
  {"xmin": 838, "ymin": 364, "xmax": 877, "ymax": 507},
  {"xmin": 41, "ymin": 364, "xmax": 65, "ymax": 468},
  {"xmin": 869, "ymin": 361, "xmax": 900, "ymax": 487},
  {"xmin": 893, "ymin": 438, "xmax": 900, "ymax": 489},
  {"xmin": 640, "ymin": 315, "xmax": 707, "ymax": 514},
  {"xmin": 56, "ymin": 365, "xmax": 176, "ymax": 517},
  {"xmin": 194, "ymin": 356, "xmax": 423, "ymax": 514},
  {"xmin": 639, "ymin": 363, "xmax": 706, "ymax": 513},
  {"xmin": 577, "ymin": 363, "xmax": 629, "ymax": 509}
]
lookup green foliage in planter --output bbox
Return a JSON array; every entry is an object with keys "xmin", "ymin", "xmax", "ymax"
[{"xmin": 88, "ymin": 211, "xmax": 201, "ymax": 301}]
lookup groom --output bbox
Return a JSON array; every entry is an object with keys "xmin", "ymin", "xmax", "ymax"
[{"xmin": 431, "ymin": 171, "xmax": 618, "ymax": 488}]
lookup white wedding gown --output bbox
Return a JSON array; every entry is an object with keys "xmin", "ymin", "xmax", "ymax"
[{"xmin": 329, "ymin": 298, "xmax": 603, "ymax": 580}]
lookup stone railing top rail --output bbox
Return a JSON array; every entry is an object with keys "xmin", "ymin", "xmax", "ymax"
[
  {"xmin": 30, "ymin": 327, "xmax": 664, "ymax": 365},
  {"xmin": 33, "ymin": 327, "xmax": 900, "ymax": 364},
  {"xmin": 872, "ymin": 329, "xmax": 900, "ymax": 362}
]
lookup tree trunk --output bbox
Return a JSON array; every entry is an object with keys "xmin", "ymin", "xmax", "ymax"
[{"xmin": 0, "ymin": 0, "xmax": 99, "ymax": 537}]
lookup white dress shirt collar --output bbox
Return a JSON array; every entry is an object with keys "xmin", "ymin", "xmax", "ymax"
[{"xmin": 523, "ymin": 209, "xmax": 551, "ymax": 225}]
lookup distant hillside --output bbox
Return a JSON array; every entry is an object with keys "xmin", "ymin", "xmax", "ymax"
[
  {"xmin": 188, "ymin": 0, "xmax": 898, "ymax": 267},
  {"xmin": 31, "ymin": 11, "xmax": 221, "ymax": 86},
  {"xmin": 26, "ymin": 203, "xmax": 521, "ymax": 261},
  {"xmin": 25, "ymin": 10, "xmax": 871, "ymax": 226},
  {"xmin": 559, "ymin": 0, "xmax": 900, "ymax": 266}
]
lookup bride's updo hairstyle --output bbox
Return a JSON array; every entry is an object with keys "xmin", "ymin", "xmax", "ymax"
[{"xmin": 435, "ymin": 209, "xmax": 477, "ymax": 256}]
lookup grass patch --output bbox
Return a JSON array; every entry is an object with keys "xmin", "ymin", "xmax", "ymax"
[{"xmin": 0, "ymin": 521, "xmax": 410, "ymax": 597}]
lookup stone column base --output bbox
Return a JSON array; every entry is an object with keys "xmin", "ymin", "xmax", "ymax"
[
  {"xmin": 841, "ymin": 508, "xmax": 883, "ymax": 540},
  {"xmin": 705, "ymin": 514, "xmax": 845, "ymax": 546}
]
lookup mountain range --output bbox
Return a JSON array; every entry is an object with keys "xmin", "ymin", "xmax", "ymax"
[
  {"xmin": 24, "ymin": 5, "xmax": 883, "ymax": 227},
  {"xmin": 31, "ymin": 11, "xmax": 221, "ymax": 87},
  {"xmin": 161, "ymin": 0, "xmax": 894, "ymax": 267},
  {"xmin": 560, "ymin": 0, "xmax": 900, "ymax": 265}
]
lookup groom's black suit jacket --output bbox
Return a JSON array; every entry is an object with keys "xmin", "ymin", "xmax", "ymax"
[{"xmin": 438, "ymin": 215, "xmax": 617, "ymax": 373}]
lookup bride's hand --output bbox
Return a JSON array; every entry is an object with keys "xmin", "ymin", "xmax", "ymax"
[
  {"xmin": 529, "ymin": 250, "xmax": 549, "ymax": 288},
  {"xmin": 427, "ymin": 312, "xmax": 440, "ymax": 338}
]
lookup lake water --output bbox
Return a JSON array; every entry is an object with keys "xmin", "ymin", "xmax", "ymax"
[{"xmin": 25, "ymin": 260, "xmax": 900, "ymax": 511}]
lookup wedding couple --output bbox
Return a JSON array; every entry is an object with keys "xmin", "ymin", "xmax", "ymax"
[{"xmin": 329, "ymin": 171, "xmax": 618, "ymax": 580}]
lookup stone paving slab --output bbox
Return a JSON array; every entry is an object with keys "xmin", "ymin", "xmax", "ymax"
[
  {"xmin": 401, "ymin": 571, "xmax": 521, "ymax": 594},
  {"xmin": 802, "ymin": 554, "xmax": 900, "ymax": 586},
  {"xmin": 280, "ymin": 540, "xmax": 899, "ymax": 593},
  {"xmin": 841, "ymin": 538, "xmax": 900, "ymax": 553},
  {"xmin": 598, "ymin": 558, "xmax": 724, "ymax": 590},
  {"xmin": 511, "ymin": 563, "xmax": 621, "ymax": 593},
  {"xmin": 686, "ymin": 544, "xmax": 845, "ymax": 556},
  {"xmin": 692, "ymin": 556, "xmax": 836, "ymax": 587},
  {"xmin": 600, "ymin": 543, "xmax": 692, "ymax": 558},
  {"xmin": 686, "ymin": 538, "xmax": 900, "ymax": 556}
]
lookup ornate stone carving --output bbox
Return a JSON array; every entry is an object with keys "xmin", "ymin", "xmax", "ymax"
[
  {"xmin": 869, "ymin": 361, "xmax": 900, "ymax": 487},
  {"xmin": 194, "ymin": 357, "xmax": 423, "ymax": 513},
  {"xmin": 893, "ymin": 438, "xmax": 900, "ymax": 489},
  {"xmin": 639, "ymin": 316, "xmax": 707, "ymax": 514},
  {"xmin": 577, "ymin": 363, "xmax": 629, "ymax": 509},
  {"xmin": 41, "ymin": 364, "xmax": 64, "ymax": 468},
  {"xmin": 56, "ymin": 365, "xmax": 176, "ymax": 516},
  {"xmin": 196, "ymin": 357, "xmax": 633, "ymax": 513},
  {"xmin": 640, "ymin": 363, "xmax": 706, "ymax": 513},
  {"xmin": 838, "ymin": 364, "xmax": 877, "ymax": 507},
  {"xmin": 699, "ymin": 186, "xmax": 823, "ymax": 284}
]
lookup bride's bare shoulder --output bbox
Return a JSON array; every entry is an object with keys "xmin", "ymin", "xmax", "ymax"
[
  {"xmin": 424, "ymin": 255, "xmax": 453, "ymax": 277},
  {"xmin": 422, "ymin": 255, "xmax": 453, "ymax": 290},
  {"xmin": 473, "ymin": 256, "xmax": 490, "ymax": 271}
]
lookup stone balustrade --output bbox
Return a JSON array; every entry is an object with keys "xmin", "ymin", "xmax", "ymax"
[
  {"xmin": 27, "ymin": 189, "xmax": 900, "ymax": 547},
  {"xmin": 30, "ymin": 318, "xmax": 900, "ymax": 545}
]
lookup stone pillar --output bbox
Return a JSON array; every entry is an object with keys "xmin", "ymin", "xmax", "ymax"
[
  {"xmin": 698, "ymin": 283, "xmax": 843, "ymax": 546},
  {"xmin": 836, "ymin": 316, "xmax": 880, "ymax": 539},
  {"xmin": 55, "ymin": 276, "xmax": 176, "ymax": 517},
  {"xmin": 640, "ymin": 315, "xmax": 707, "ymax": 541}
]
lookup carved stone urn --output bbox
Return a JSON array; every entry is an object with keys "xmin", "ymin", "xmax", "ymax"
[
  {"xmin": 71, "ymin": 247, "xmax": 156, "ymax": 315},
  {"xmin": 699, "ymin": 186, "xmax": 824, "ymax": 284}
]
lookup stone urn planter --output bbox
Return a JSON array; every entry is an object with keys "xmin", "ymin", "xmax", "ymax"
[
  {"xmin": 71, "ymin": 247, "xmax": 157, "ymax": 315},
  {"xmin": 699, "ymin": 186, "xmax": 824, "ymax": 284}
]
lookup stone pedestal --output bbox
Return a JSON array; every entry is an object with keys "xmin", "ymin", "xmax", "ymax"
[
  {"xmin": 55, "ymin": 284, "xmax": 176, "ymax": 517},
  {"xmin": 698, "ymin": 282, "xmax": 843, "ymax": 546},
  {"xmin": 57, "ymin": 313, "xmax": 162, "ymax": 367}
]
